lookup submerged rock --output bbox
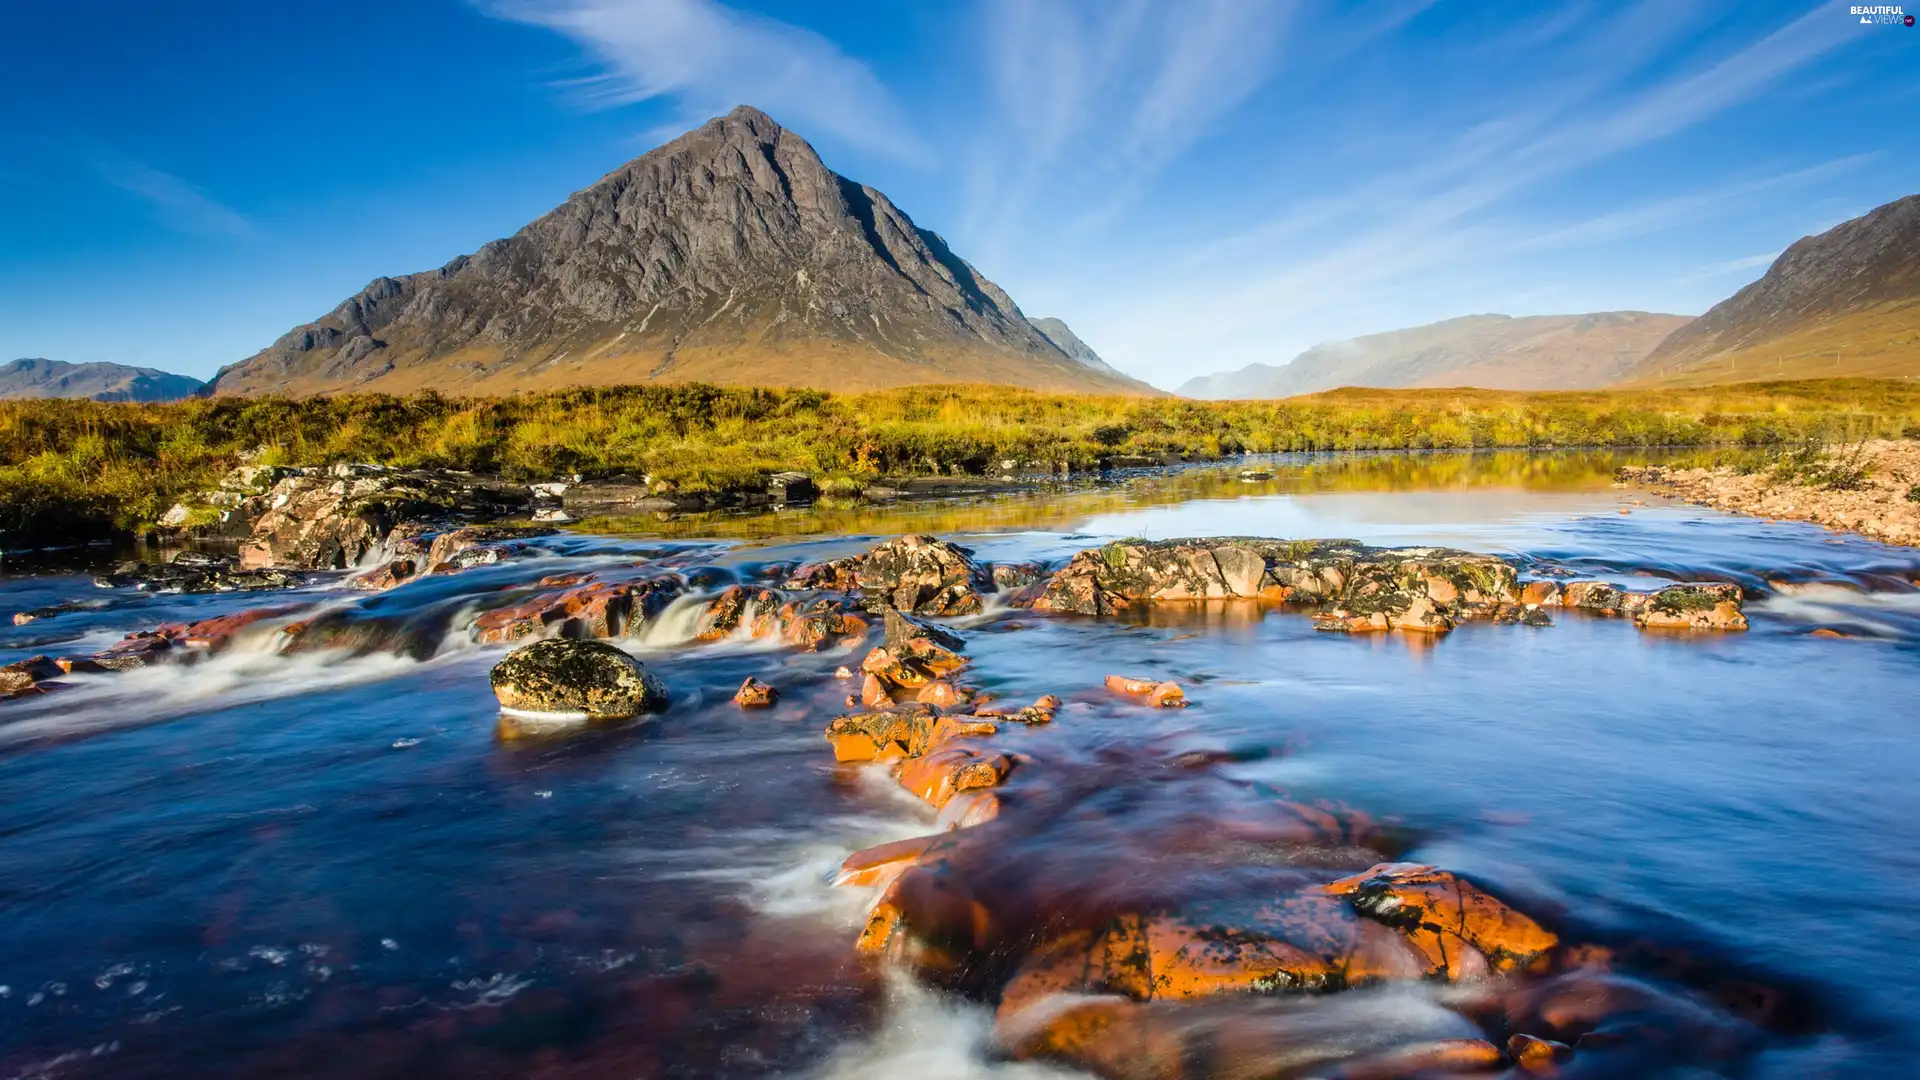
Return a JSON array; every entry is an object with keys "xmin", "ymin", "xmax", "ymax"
[
  {"xmin": 1104, "ymin": 674, "xmax": 1188, "ymax": 707},
  {"xmin": 92, "ymin": 556, "xmax": 303, "ymax": 594},
  {"xmin": 488, "ymin": 639, "xmax": 668, "ymax": 719}
]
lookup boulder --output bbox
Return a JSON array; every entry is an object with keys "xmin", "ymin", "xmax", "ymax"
[
  {"xmin": 856, "ymin": 535, "xmax": 991, "ymax": 616},
  {"xmin": 1104, "ymin": 674, "xmax": 1188, "ymax": 707},
  {"xmin": 425, "ymin": 525, "xmax": 556, "ymax": 573},
  {"xmin": 92, "ymin": 556, "xmax": 303, "ymax": 594},
  {"xmin": 488, "ymin": 639, "xmax": 668, "ymax": 719},
  {"xmin": 767, "ymin": 471, "xmax": 815, "ymax": 503},
  {"xmin": 1, "ymin": 655, "xmax": 62, "ymax": 699},
  {"xmin": 734, "ymin": 677, "xmax": 778, "ymax": 707},
  {"xmin": 1033, "ymin": 539, "xmax": 1518, "ymax": 632},
  {"xmin": 1326, "ymin": 863, "xmax": 1559, "ymax": 976},
  {"xmin": 237, "ymin": 467, "xmax": 531, "ymax": 570},
  {"xmin": 1633, "ymin": 583, "xmax": 1748, "ymax": 631},
  {"xmin": 472, "ymin": 575, "xmax": 683, "ymax": 645}
]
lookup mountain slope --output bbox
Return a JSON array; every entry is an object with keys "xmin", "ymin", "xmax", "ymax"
[
  {"xmin": 209, "ymin": 107, "xmax": 1150, "ymax": 397},
  {"xmin": 1625, "ymin": 193, "xmax": 1920, "ymax": 386},
  {"xmin": 1028, "ymin": 317, "xmax": 1130, "ymax": 380},
  {"xmin": 1179, "ymin": 312, "xmax": 1690, "ymax": 399},
  {"xmin": 0, "ymin": 358, "xmax": 204, "ymax": 402}
]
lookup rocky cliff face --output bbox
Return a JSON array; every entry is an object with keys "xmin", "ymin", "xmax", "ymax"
[
  {"xmin": 1627, "ymin": 193, "xmax": 1920, "ymax": 385},
  {"xmin": 1179, "ymin": 312, "xmax": 1690, "ymax": 399},
  {"xmin": 210, "ymin": 107, "xmax": 1152, "ymax": 397},
  {"xmin": 0, "ymin": 358, "xmax": 204, "ymax": 402}
]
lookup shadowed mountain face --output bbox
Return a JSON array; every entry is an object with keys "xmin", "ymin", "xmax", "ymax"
[
  {"xmin": 209, "ymin": 106, "xmax": 1154, "ymax": 397},
  {"xmin": 0, "ymin": 358, "xmax": 204, "ymax": 402},
  {"xmin": 1179, "ymin": 312, "xmax": 1690, "ymax": 399},
  {"xmin": 1626, "ymin": 193, "xmax": 1920, "ymax": 386}
]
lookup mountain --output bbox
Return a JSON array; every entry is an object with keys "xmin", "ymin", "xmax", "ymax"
[
  {"xmin": 0, "ymin": 358, "xmax": 204, "ymax": 402},
  {"xmin": 1179, "ymin": 312, "xmax": 1691, "ymax": 399},
  {"xmin": 209, "ymin": 106, "xmax": 1153, "ymax": 397},
  {"xmin": 1028, "ymin": 317, "xmax": 1129, "ymax": 380},
  {"xmin": 1625, "ymin": 193, "xmax": 1920, "ymax": 386}
]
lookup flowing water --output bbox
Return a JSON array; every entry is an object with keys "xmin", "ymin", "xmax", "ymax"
[{"xmin": 2, "ymin": 452, "xmax": 1917, "ymax": 1079}]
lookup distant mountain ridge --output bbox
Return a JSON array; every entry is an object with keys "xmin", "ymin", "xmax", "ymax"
[
  {"xmin": 1180, "ymin": 312, "xmax": 1691, "ymax": 399},
  {"xmin": 0, "ymin": 358, "xmax": 204, "ymax": 402},
  {"xmin": 1625, "ymin": 192, "xmax": 1920, "ymax": 385},
  {"xmin": 209, "ymin": 106, "xmax": 1155, "ymax": 397},
  {"xmin": 1028, "ymin": 317, "xmax": 1128, "ymax": 380}
]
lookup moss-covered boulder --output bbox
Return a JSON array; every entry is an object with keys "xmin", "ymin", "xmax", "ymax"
[
  {"xmin": 1633, "ymin": 583, "xmax": 1748, "ymax": 631},
  {"xmin": 488, "ymin": 639, "xmax": 668, "ymax": 718}
]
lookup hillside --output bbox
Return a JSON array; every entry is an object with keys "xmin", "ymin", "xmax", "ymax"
[
  {"xmin": 208, "ymin": 107, "xmax": 1153, "ymax": 397},
  {"xmin": 0, "ymin": 358, "xmax": 203, "ymax": 402},
  {"xmin": 1626, "ymin": 193, "xmax": 1920, "ymax": 386},
  {"xmin": 1028, "ymin": 317, "xmax": 1131, "ymax": 381},
  {"xmin": 1179, "ymin": 312, "xmax": 1690, "ymax": 399}
]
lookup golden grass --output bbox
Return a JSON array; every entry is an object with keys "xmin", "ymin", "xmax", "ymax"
[{"xmin": 4, "ymin": 379, "xmax": 1918, "ymax": 549}]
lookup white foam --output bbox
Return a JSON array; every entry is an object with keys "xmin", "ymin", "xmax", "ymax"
[{"xmin": 789, "ymin": 973, "xmax": 1085, "ymax": 1080}]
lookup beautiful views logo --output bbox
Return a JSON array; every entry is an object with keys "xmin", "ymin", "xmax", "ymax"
[{"xmin": 1850, "ymin": 4, "xmax": 1911, "ymax": 23}]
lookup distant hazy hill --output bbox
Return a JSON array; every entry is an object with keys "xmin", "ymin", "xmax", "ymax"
[
  {"xmin": 1626, "ymin": 193, "xmax": 1920, "ymax": 386},
  {"xmin": 210, "ymin": 106, "xmax": 1154, "ymax": 397},
  {"xmin": 1028, "ymin": 317, "xmax": 1131, "ymax": 381},
  {"xmin": 0, "ymin": 358, "xmax": 204, "ymax": 402},
  {"xmin": 1179, "ymin": 312, "xmax": 1691, "ymax": 399}
]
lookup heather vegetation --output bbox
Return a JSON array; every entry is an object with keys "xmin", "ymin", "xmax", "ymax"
[{"xmin": 4, "ymin": 380, "xmax": 1920, "ymax": 548}]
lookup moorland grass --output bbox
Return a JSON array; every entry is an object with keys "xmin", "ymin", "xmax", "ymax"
[{"xmin": 4, "ymin": 379, "xmax": 1919, "ymax": 548}]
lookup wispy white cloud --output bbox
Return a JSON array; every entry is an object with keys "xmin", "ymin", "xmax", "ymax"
[
  {"xmin": 93, "ymin": 156, "xmax": 259, "ymax": 240},
  {"xmin": 480, "ymin": 0, "xmax": 924, "ymax": 162},
  {"xmin": 963, "ymin": 0, "xmax": 1292, "ymax": 249},
  {"xmin": 1076, "ymin": 1, "xmax": 1861, "ymax": 383},
  {"xmin": 1673, "ymin": 251, "xmax": 1781, "ymax": 285}
]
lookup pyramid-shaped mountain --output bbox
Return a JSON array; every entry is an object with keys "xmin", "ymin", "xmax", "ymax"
[{"xmin": 210, "ymin": 106, "xmax": 1152, "ymax": 396}]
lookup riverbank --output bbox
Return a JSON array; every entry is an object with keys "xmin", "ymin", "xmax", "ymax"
[
  {"xmin": 6, "ymin": 379, "xmax": 1920, "ymax": 551},
  {"xmin": 1620, "ymin": 439, "xmax": 1920, "ymax": 548}
]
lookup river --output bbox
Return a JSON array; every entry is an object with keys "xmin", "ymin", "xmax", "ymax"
[{"xmin": 2, "ymin": 452, "xmax": 1917, "ymax": 1078}]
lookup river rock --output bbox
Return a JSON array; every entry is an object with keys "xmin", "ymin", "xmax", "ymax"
[
  {"xmin": 1326, "ymin": 863, "xmax": 1560, "ymax": 976},
  {"xmin": 857, "ymin": 535, "xmax": 992, "ymax": 616},
  {"xmin": 237, "ymin": 467, "xmax": 531, "ymax": 570},
  {"xmin": 473, "ymin": 574, "xmax": 685, "ymax": 645},
  {"xmin": 1104, "ymin": 674, "xmax": 1187, "ymax": 707},
  {"xmin": 488, "ymin": 639, "xmax": 668, "ymax": 718},
  {"xmin": 92, "ymin": 556, "xmax": 303, "ymax": 594},
  {"xmin": 1633, "ymin": 583, "xmax": 1748, "ymax": 631},
  {"xmin": 734, "ymin": 677, "xmax": 778, "ymax": 707},
  {"xmin": 1033, "ymin": 539, "xmax": 1519, "ymax": 632},
  {"xmin": 1, "ymin": 655, "xmax": 62, "ymax": 699}
]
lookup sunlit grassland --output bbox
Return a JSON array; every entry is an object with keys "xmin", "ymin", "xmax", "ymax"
[{"xmin": 4, "ymin": 380, "xmax": 1918, "ymax": 548}]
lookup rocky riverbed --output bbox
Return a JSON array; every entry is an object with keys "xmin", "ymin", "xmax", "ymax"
[
  {"xmin": 2, "ymin": 461, "xmax": 1918, "ymax": 1078},
  {"xmin": 1620, "ymin": 439, "xmax": 1920, "ymax": 548}
]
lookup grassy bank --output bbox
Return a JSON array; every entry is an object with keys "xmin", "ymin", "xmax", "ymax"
[{"xmin": 5, "ymin": 380, "xmax": 1919, "ymax": 548}]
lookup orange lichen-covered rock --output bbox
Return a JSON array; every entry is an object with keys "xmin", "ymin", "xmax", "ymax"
[
  {"xmin": 860, "ymin": 672, "xmax": 896, "ymax": 709},
  {"xmin": 1559, "ymin": 581, "xmax": 1625, "ymax": 615},
  {"xmin": 835, "ymin": 834, "xmax": 947, "ymax": 888},
  {"xmin": 1507, "ymin": 1033, "xmax": 1572, "ymax": 1074},
  {"xmin": 1327, "ymin": 1038, "xmax": 1503, "ymax": 1080},
  {"xmin": 1104, "ymin": 674, "xmax": 1188, "ymax": 707},
  {"xmin": 823, "ymin": 703, "xmax": 941, "ymax": 761},
  {"xmin": 1519, "ymin": 580, "xmax": 1563, "ymax": 607},
  {"xmin": 1313, "ymin": 611, "xmax": 1392, "ymax": 633},
  {"xmin": 1326, "ymin": 863, "xmax": 1559, "ymax": 976},
  {"xmin": 696, "ymin": 585, "xmax": 783, "ymax": 641},
  {"xmin": 861, "ymin": 645, "xmax": 930, "ymax": 689},
  {"xmin": 1631, "ymin": 583, "xmax": 1747, "ymax": 631},
  {"xmin": 733, "ymin": 677, "xmax": 778, "ymax": 707},
  {"xmin": 472, "ymin": 575, "xmax": 682, "ymax": 644},
  {"xmin": 917, "ymin": 679, "xmax": 970, "ymax": 708},
  {"xmin": 896, "ymin": 746, "xmax": 1015, "ymax": 809}
]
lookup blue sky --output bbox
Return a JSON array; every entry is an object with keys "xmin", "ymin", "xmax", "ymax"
[{"xmin": 2, "ymin": 0, "xmax": 1914, "ymax": 389}]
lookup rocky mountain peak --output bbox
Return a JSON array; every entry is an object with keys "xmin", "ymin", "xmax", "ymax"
[{"xmin": 210, "ymin": 107, "xmax": 1153, "ymax": 396}]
